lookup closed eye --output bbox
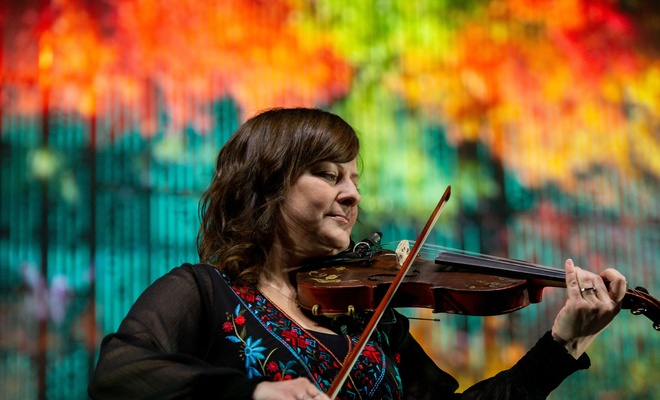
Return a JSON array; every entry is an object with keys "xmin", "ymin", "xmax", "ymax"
[{"xmin": 318, "ymin": 172, "xmax": 338, "ymax": 183}]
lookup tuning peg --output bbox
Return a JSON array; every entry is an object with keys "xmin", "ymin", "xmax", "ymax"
[
  {"xmin": 654, "ymin": 322, "xmax": 660, "ymax": 331},
  {"xmin": 631, "ymin": 303, "xmax": 647, "ymax": 315},
  {"xmin": 635, "ymin": 286, "xmax": 649, "ymax": 294}
]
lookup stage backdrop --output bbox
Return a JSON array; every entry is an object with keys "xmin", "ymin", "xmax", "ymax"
[{"xmin": 2, "ymin": 1, "xmax": 660, "ymax": 399}]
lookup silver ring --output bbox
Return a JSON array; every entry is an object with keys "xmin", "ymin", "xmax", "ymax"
[{"xmin": 580, "ymin": 287, "xmax": 596, "ymax": 293}]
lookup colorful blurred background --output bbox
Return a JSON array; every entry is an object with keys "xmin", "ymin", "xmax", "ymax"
[{"xmin": 1, "ymin": 0, "xmax": 660, "ymax": 398}]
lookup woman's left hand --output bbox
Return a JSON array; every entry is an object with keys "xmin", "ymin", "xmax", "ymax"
[{"xmin": 551, "ymin": 259, "xmax": 627, "ymax": 359}]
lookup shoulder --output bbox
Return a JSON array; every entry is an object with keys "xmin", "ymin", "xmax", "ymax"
[
  {"xmin": 129, "ymin": 263, "xmax": 234, "ymax": 311},
  {"xmin": 177, "ymin": 262, "xmax": 223, "ymax": 282},
  {"xmin": 124, "ymin": 263, "xmax": 240, "ymax": 325},
  {"xmin": 174, "ymin": 263, "xmax": 255, "ymax": 307},
  {"xmin": 166, "ymin": 263, "xmax": 237, "ymax": 296}
]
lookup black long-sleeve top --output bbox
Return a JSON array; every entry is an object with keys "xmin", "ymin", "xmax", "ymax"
[{"xmin": 88, "ymin": 263, "xmax": 590, "ymax": 399}]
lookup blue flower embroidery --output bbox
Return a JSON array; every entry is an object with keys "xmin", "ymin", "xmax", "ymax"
[
  {"xmin": 243, "ymin": 337, "xmax": 267, "ymax": 378},
  {"xmin": 224, "ymin": 305, "xmax": 275, "ymax": 379}
]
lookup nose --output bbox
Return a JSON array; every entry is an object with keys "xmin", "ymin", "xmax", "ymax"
[{"xmin": 337, "ymin": 180, "xmax": 360, "ymax": 207}]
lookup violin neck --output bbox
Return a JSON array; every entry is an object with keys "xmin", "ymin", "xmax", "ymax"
[
  {"xmin": 434, "ymin": 250, "xmax": 567, "ymax": 289},
  {"xmin": 431, "ymin": 248, "xmax": 660, "ymax": 331}
]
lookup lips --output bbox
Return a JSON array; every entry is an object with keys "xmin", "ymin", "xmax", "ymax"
[
  {"xmin": 328, "ymin": 214, "xmax": 349, "ymax": 223},
  {"xmin": 327, "ymin": 212, "xmax": 352, "ymax": 224}
]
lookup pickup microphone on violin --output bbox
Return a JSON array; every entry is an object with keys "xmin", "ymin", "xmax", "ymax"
[{"xmin": 353, "ymin": 231, "xmax": 382, "ymax": 255}]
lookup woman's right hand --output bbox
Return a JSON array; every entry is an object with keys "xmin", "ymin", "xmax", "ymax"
[{"xmin": 253, "ymin": 377, "xmax": 331, "ymax": 400}]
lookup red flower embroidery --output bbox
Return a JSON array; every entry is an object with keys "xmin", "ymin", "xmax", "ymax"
[
  {"xmin": 394, "ymin": 352, "xmax": 401, "ymax": 364},
  {"xmin": 282, "ymin": 329, "xmax": 310, "ymax": 349},
  {"xmin": 235, "ymin": 315, "xmax": 246, "ymax": 325},
  {"xmin": 266, "ymin": 361, "xmax": 279, "ymax": 373},
  {"xmin": 235, "ymin": 285, "xmax": 255, "ymax": 302},
  {"xmin": 222, "ymin": 321, "xmax": 233, "ymax": 333},
  {"xmin": 273, "ymin": 372, "xmax": 293, "ymax": 381},
  {"xmin": 362, "ymin": 345, "xmax": 382, "ymax": 364}
]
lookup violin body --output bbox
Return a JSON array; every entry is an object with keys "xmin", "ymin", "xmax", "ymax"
[{"xmin": 297, "ymin": 249, "xmax": 562, "ymax": 317}]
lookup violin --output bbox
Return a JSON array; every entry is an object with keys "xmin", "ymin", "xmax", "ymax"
[{"xmin": 297, "ymin": 242, "xmax": 660, "ymax": 329}]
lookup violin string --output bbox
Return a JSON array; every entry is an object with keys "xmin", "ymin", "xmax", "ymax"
[
  {"xmin": 421, "ymin": 243, "xmax": 557, "ymax": 268},
  {"xmin": 381, "ymin": 241, "xmax": 566, "ymax": 279},
  {"xmin": 427, "ymin": 243, "xmax": 566, "ymax": 279},
  {"xmin": 407, "ymin": 317, "xmax": 442, "ymax": 322}
]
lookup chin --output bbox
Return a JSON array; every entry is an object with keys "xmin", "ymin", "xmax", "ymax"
[
  {"xmin": 319, "ymin": 237, "xmax": 350, "ymax": 256},
  {"xmin": 334, "ymin": 237, "xmax": 352, "ymax": 253},
  {"xmin": 313, "ymin": 228, "xmax": 352, "ymax": 255}
]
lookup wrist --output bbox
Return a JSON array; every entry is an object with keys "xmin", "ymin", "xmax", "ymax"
[{"xmin": 551, "ymin": 329, "xmax": 595, "ymax": 359}]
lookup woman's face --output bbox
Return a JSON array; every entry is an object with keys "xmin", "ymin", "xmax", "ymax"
[{"xmin": 279, "ymin": 159, "xmax": 360, "ymax": 260}]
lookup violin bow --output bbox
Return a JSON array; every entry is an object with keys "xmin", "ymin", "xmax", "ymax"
[{"xmin": 326, "ymin": 185, "xmax": 452, "ymax": 398}]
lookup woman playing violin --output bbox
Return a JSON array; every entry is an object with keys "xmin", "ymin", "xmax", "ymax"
[{"xmin": 88, "ymin": 107, "xmax": 627, "ymax": 399}]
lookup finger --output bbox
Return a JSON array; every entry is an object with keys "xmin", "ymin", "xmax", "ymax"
[
  {"xmin": 580, "ymin": 280, "xmax": 605, "ymax": 304},
  {"xmin": 301, "ymin": 380, "xmax": 328, "ymax": 400},
  {"xmin": 601, "ymin": 268, "xmax": 627, "ymax": 303},
  {"xmin": 573, "ymin": 265, "xmax": 602, "ymax": 300},
  {"xmin": 584, "ymin": 272, "xmax": 607, "ymax": 301},
  {"xmin": 305, "ymin": 390, "xmax": 329, "ymax": 400},
  {"xmin": 564, "ymin": 259, "xmax": 582, "ymax": 300}
]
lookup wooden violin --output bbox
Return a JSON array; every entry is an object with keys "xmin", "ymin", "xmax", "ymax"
[{"xmin": 297, "ymin": 243, "xmax": 660, "ymax": 330}]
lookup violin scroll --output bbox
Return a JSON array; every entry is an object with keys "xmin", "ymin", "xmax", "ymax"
[{"xmin": 624, "ymin": 286, "xmax": 660, "ymax": 331}]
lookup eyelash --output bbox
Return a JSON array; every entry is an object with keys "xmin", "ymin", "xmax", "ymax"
[
  {"xmin": 315, "ymin": 170, "xmax": 359, "ymax": 191},
  {"xmin": 320, "ymin": 172, "xmax": 338, "ymax": 182}
]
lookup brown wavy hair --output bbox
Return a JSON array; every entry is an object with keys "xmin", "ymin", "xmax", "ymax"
[{"xmin": 197, "ymin": 108, "xmax": 360, "ymax": 285}]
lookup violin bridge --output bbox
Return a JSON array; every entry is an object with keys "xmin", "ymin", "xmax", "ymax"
[{"xmin": 395, "ymin": 240, "xmax": 411, "ymax": 269}]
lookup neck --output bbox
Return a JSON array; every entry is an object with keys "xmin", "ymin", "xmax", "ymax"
[{"xmin": 264, "ymin": 240, "xmax": 305, "ymax": 284}]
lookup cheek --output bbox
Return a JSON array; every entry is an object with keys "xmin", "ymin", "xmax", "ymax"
[
  {"xmin": 349, "ymin": 206, "xmax": 359, "ymax": 221},
  {"xmin": 298, "ymin": 191, "xmax": 331, "ymax": 215},
  {"xmin": 283, "ymin": 200, "xmax": 323, "ymax": 227}
]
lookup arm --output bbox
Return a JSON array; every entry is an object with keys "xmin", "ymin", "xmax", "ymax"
[
  {"xmin": 88, "ymin": 264, "xmax": 261, "ymax": 399},
  {"xmin": 390, "ymin": 259, "xmax": 627, "ymax": 399},
  {"xmin": 386, "ymin": 310, "xmax": 589, "ymax": 400},
  {"xmin": 458, "ymin": 331, "xmax": 590, "ymax": 399},
  {"xmin": 461, "ymin": 259, "xmax": 627, "ymax": 398}
]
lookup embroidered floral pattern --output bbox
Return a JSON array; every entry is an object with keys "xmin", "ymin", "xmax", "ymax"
[
  {"xmin": 219, "ymin": 273, "xmax": 402, "ymax": 399},
  {"xmin": 224, "ymin": 304, "xmax": 277, "ymax": 378}
]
